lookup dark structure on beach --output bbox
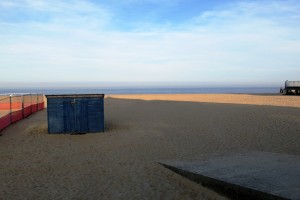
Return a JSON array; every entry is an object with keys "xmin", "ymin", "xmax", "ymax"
[
  {"xmin": 280, "ymin": 80, "xmax": 300, "ymax": 95},
  {"xmin": 46, "ymin": 94, "xmax": 104, "ymax": 134}
]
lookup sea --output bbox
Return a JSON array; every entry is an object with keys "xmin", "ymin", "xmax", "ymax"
[{"xmin": 0, "ymin": 86, "xmax": 280, "ymax": 95}]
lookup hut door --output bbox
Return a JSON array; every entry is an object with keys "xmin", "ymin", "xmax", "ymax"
[
  {"xmin": 63, "ymin": 99, "xmax": 76, "ymax": 133},
  {"xmin": 75, "ymin": 100, "xmax": 89, "ymax": 133},
  {"xmin": 63, "ymin": 99, "xmax": 89, "ymax": 133}
]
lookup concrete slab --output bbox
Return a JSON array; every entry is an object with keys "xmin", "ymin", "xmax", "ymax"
[{"xmin": 159, "ymin": 152, "xmax": 300, "ymax": 200}]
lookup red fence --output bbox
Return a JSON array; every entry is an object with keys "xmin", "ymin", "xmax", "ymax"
[{"xmin": 0, "ymin": 94, "xmax": 44, "ymax": 133}]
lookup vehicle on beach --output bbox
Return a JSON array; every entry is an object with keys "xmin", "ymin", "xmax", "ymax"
[{"xmin": 280, "ymin": 80, "xmax": 300, "ymax": 95}]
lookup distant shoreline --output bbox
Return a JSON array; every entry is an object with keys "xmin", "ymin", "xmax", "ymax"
[{"xmin": 0, "ymin": 86, "xmax": 280, "ymax": 95}]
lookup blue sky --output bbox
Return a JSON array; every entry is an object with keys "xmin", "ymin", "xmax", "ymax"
[{"xmin": 0, "ymin": 0, "xmax": 300, "ymax": 85}]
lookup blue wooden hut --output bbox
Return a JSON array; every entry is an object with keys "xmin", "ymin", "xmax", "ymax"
[{"xmin": 46, "ymin": 94, "xmax": 104, "ymax": 134}]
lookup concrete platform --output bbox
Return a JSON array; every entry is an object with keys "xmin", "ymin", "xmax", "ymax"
[{"xmin": 160, "ymin": 152, "xmax": 300, "ymax": 200}]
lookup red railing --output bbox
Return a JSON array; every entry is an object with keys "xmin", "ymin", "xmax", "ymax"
[{"xmin": 0, "ymin": 93, "xmax": 44, "ymax": 134}]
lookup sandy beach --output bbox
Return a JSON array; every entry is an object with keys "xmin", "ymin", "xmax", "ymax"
[{"xmin": 1, "ymin": 94, "xmax": 300, "ymax": 200}]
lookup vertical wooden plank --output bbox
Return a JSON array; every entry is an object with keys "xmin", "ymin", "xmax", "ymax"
[
  {"xmin": 63, "ymin": 100, "xmax": 75, "ymax": 133},
  {"xmin": 76, "ymin": 98, "xmax": 89, "ymax": 133},
  {"xmin": 48, "ymin": 98, "xmax": 66, "ymax": 134},
  {"xmin": 88, "ymin": 98, "xmax": 104, "ymax": 132}
]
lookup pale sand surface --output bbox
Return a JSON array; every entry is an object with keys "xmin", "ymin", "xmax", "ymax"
[
  {"xmin": 109, "ymin": 93, "xmax": 300, "ymax": 108},
  {"xmin": 1, "ymin": 94, "xmax": 300, "ymax": 200}
]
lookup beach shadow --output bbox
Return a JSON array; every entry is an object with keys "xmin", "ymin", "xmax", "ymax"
[
  {"xmin": 105, "ymin": 120, "xmax": 131, "ymax": 132},
  {"xmin": 26, "ymin": 123, "xmax": 48, "ymax": 135}
]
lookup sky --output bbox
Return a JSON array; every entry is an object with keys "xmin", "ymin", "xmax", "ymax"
[{"xmin": 0, "ymin": 0, "xmax": 300, "ymax": 86}]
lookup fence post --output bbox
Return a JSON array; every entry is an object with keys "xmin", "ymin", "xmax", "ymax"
[
  {"xmin": 36, "ymin": 94, "xmax": 38, "ymax": 110},
  {"xmin": 22, "ymin": 95, "xmax": 24, "ymax": 118},
  {"xmin": 30, "ymin": 93, "xmax": 32, "ymax": 114},
  {"xmin": 10, "ymin": 94, "xmax": 12, "ymax": 124}
]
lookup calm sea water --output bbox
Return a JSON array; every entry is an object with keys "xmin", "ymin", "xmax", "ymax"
[{"xmin": 0, "ymin": 87, "xmax": 280, "ymax": 95}]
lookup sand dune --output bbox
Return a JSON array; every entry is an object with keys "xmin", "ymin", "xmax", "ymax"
[{"xmin": 1, "ymin": 94, "xmax": 300, "ymax": 199}]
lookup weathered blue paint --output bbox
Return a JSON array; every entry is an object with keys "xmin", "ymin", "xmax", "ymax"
[{"xmin": 46, "ymin": 94, "xmax": 104, "ymax": 134}]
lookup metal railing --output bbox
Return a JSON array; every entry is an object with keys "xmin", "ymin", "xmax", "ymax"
[{"xmin": 0, "ymin": 93, "xmax": 44, "ymax": 132}]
